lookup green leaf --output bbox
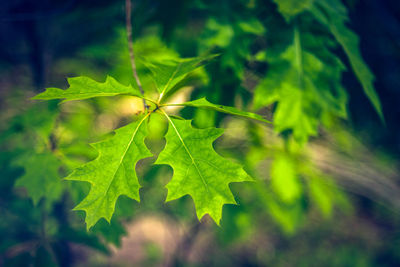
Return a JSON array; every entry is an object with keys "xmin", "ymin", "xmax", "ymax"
[
  {"xmin": 33, "ymin": 76, "xmax": 143, "ymax": 102},
  {"xmin": 156, "ymin": 113, "xmax": 252, "ymax": 224},
  {"xmin": 254, "ymin": 181, "xmax": 304, "ymax": 234},
  {"xmin": 165, "ymin": 97, "xmax": 271, "ymax": 124},
  {"xmin": 237, "ymin": 18, "xmax": 266, "ymax": 35},
  {"xmin": 1, "ymin": 102, "xmax": 58, "ymax": 148},
  {"xmin": 143, "ymin": 55, "xmax": 217, "ymax": 100},
  {"xmin": 254, "ymin": 27, "xmax": 347, "ymax": 143},
  {"xmin": 272, "ymin": 85, "xmax": 319, "ymax": 143},
  {"xmin": 273, "ymin": 0, "xmax": 314, "ymax": 21},
  {"xmin": 309, "ymin": 0, "xmax": 384, "ymax": 121},
  {"xmin": 270, "ymin": 155, "xmax": 302, "ymax": 203},
  {"xmin": 66, "ymin": 115, "xmax": 152, "ymax": 230},
  {"xmin": 202, "ymin": 19, "xmax": 234, "ymax": 48},
  {"xmin": 91, "ymin": 217, "xmax": 127, "ymax": 246},
  {"xmin": 200, "ymin": 19, "xmax": 250, "ymax": 78},
  {"xmin": 14, "ymin": 152, "xmax": 63, "ymax": 206},
  {"xmin": 308, "ymin": 176, "xmax": 335, "ymax": 218}
]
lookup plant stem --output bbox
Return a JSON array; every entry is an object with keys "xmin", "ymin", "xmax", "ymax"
[{"xmin": 125, "ymin": 0, "xmax": 147, "ymax": 111}]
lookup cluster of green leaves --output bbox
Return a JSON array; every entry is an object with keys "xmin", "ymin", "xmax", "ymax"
[
  {"xmin": 33, "ymin": 55, "xmax": 271, "ymax": 229},
  {"xmin": 0, "ymin": 102, "xmax": 117, "ymax": 266},
  {"xmin": 250, "ymin": 0, "xmax": 382, "ymax": 232},
  {"xmin": 254, "ymin": 0, "xmax": 383, "ymax": 144}
]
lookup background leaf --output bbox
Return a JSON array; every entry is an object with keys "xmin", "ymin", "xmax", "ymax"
[
  {"xmin": 309, "ymin": 0, "xmax": 384, "ymax": 121},
  {"xmin": 273, "ymin": 0, "xmax": 314, "ymax": 21},
  {"xmin": 254, "ymin": 27, "xmax": 347, "ymax": 143},
  {"xmin": 14, "ymin": 152, "xmax": 63, "ymax": 206},
  {"xmin": 270, "ymin": 154, "xmax": 302, "ymax": 203}
]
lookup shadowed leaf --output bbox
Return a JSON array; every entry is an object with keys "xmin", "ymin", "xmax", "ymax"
[
  {"xmin": 309, "ymin": 0, "xmax": 384, "ymax": 121},
  {"xmin": 14, "ymin": 152, "xmax": 63, "ymax": 206}
]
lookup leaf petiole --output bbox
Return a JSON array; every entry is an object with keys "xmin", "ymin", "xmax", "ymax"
[{"xmin": 160, "ymin": 98, "xmax": 272, "ymax": 124}]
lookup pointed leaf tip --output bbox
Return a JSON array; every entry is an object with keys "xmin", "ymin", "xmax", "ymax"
[{"xmin": 143, "ymin": 54, "xmax": 218, "ymax": 99}]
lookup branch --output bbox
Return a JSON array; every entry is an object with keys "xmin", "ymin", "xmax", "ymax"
[{"xmin": 125, "ymin": 0, "xmax": 147, "ymax": 111}]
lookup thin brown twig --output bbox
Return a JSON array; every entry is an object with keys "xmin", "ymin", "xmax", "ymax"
[{"xmin": 125, "ymin": 0, "xmax": 147, "ymax": 111}]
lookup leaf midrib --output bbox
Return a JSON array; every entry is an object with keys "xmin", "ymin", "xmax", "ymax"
[
  {"xmin": 159, "ymin": 62, "xmax": 182, "ymax": 101},
  {"xmin": 93, "ymin": 113, "xmax": 149, "ymax": 209},
  {"xmin": 161, "ymin": 109, "xmax": 209, "ymax": 191}
]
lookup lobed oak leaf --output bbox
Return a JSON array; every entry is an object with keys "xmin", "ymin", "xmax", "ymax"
[
  {"xmin": 155, "ymin": 115, "xmax": 253, "ymax": 224},
  {"xmin": 66, "ymin": 115, "xmax": 152, "ymax": 230}
]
